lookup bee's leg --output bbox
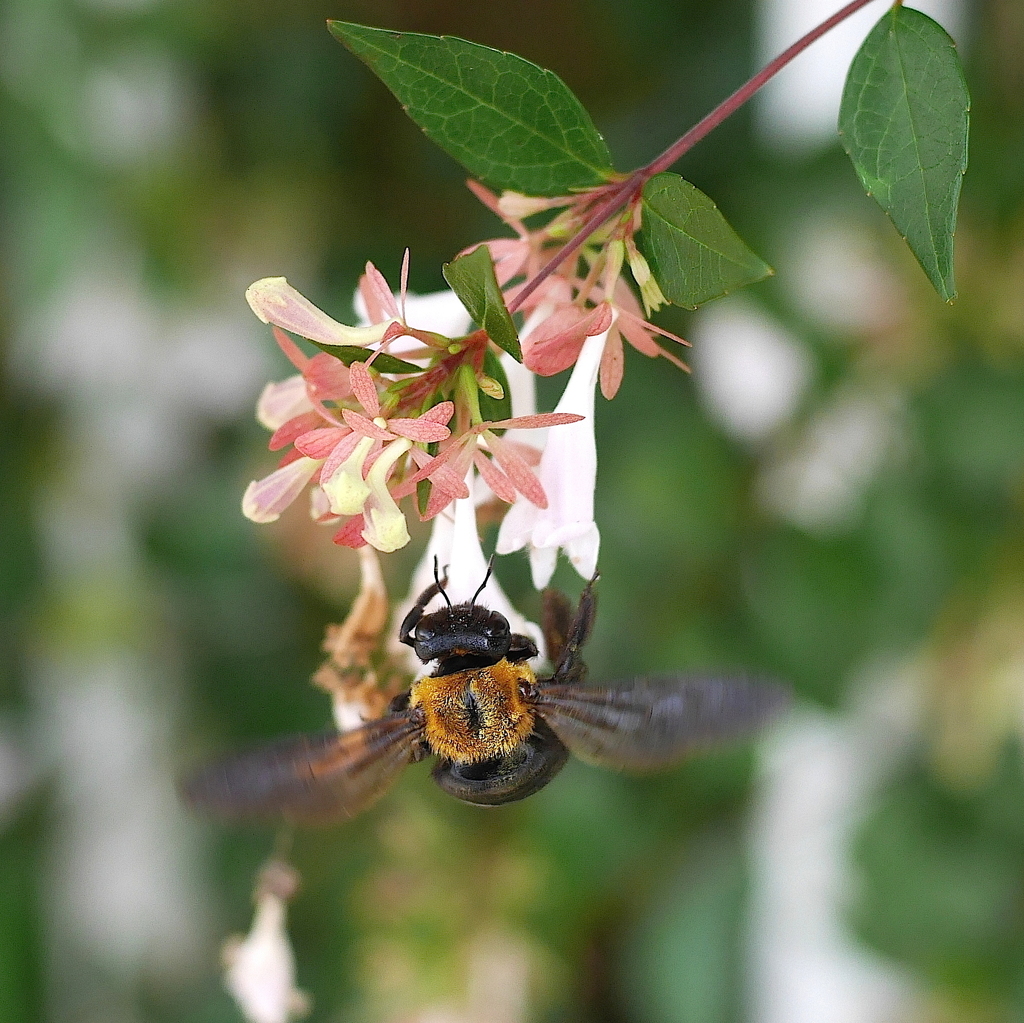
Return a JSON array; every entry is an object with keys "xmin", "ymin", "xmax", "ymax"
[
  {"xmin": 541, "ymin": 589, "xmax": 573, "ymax": 666},
  {"xmin": 507, "ymin": 633, "xmax": 539, "ymax": 663},
  {"xmin": 552, "ymin": 574, "xmax": 598, "ymax": 684},
  {"xmin": 398, "ymin": 560, "xmax": 450, "ymax": 647}
]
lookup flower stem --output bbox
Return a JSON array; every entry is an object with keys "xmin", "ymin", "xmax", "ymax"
[{"xmin": 508, "ymin": 0, "xmax": 881, "ymax": 314}]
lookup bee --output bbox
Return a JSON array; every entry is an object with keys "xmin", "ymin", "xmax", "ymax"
[{"xmin": 181, "ymin": 570, "xmax": 787, "ymax": 823}]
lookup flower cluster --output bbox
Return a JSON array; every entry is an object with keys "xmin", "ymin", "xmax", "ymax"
[
  {"xmin": 242, "ymin": 267, "xmax": 580, "ymax": 556},
  {"xmin": 242, "ymin": 178, "xmax": 689, "ymax": 585}
]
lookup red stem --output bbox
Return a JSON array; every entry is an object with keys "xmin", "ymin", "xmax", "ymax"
[{"xmin": 508, "ymin": 0, "xmax": 880, "ymax": 314}]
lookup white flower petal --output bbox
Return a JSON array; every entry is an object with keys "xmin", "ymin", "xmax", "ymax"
[
  {"xmin": 224, "ymin": 895, "xmax": 307, "ymax": 1023},
  {"xmin": 496, "ymin": 330, "xmax": 606, "ymax": 584},
  {"xmin": 528, "ymin": 543, "xmax": 558, "ymax": 590},
  {"xmin": 353, "ymin": 286, "xmax": 472, "ymax": 337}
]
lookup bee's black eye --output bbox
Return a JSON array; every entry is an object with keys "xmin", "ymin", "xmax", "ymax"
[
  {"xmin": 416, "ymin": 624, "xmax": 435, "ymax": 642},
  {"xmin": 484, "ymin": 617, "xmax": 509, "ymax": 640}
]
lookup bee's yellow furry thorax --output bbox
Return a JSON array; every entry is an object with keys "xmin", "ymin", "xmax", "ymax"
[{"xmin": 410, "ymin": 659, "xmax": 537, "ymax": 763}]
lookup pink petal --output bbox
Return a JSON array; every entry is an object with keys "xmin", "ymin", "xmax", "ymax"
[
  {"xmin": 348, "ymin": 361, "xmax": 380, "ymax": 417},
  {"xmin": 332, "ymin": 515, "xmax": 368, "ymax": 548},
  {"xmin": 485, "ymin": 433, "xmax": 547, "ymax": 508},
  {"xmin": 304, "ymin": 353, "xmax": 351, "ymax": 401},
  {"xmin": 242, "ymin": 456, "xmax": 321, "ymax": 523},
  {"xmin": 295, "ymin": 427, "xmax": 349, "ymax": 459},
  {"xmin": 269, "ymin": 410, "xmax": 323, "ymax": 452},
  {"xmin": 342, "ymin": 407, "xmax": 392, "ymax": 441},
  {"xmin": 388, "ymin": 418, "xmax": 450, "ymax": 443},
  {"xmin": 474, "ymin": 451, "xmax": 517, "ymax": 504}
]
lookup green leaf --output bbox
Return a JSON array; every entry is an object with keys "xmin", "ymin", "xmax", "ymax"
[
  {"xmin": 442, "ymin": 246, "xmax": 523, "ymax": 361},
  {"xmin": 479, "ymin": 348, "xmax": 513, "ymax": 425},
  {"xmin": 328, "ymin": 21, "xmax": 614, "ymax": 197},
  {"xmin": 637, "ymin": 173, "xmax": 772, "ymax": 309},
  {"xmin": 839, "ymin": 7, "xmax": 969, "ymax": 303},
  {"xmin": 306, "ymin": 342, "xmax": 422, "ymax": 375}
]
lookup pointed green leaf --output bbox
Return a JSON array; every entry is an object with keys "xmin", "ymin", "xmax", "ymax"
[
  {"xmin": 479, "ymin": 348, "xmax": 513, "ymax": 425},
  {"xmin": 637, "ymin": 173, "xmax": 772, "ymax": 309},
  {"xmin": 305, "ymin": 342, "xmax": 422, "ymax": 375},
  {"xmin": 328, "ymin": 21, "xmax": 614, "ymax": 197},
  {"xmin": 442, "ymin": 245, "xmax": 522, "ymax": 361},
  {"xmin": 839, "ymin": 7, "xmax": 969, "ymax": 303}
]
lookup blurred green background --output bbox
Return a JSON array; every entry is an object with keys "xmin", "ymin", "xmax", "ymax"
[{"xmin": 3, "ymin": 0, "xmax": 1024, "ymax": 1021}]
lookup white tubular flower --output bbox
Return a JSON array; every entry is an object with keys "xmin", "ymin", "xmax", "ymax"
[
  {"xmin": 496, "ymin": 329, "xmax": 607, "ymax": 589},
  {"xmin": 392, "ymin": 473, "xmax": 544, "ymax": 670},
  {"xmin": 361, "ymin": 438, "xmax": 413, "ymax": 552},
  {"xmin": 223, "ymin": 865, "xmax": 309, "ymax": 1023}
]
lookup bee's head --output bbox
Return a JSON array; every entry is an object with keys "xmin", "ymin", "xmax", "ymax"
[{"xmin": 411, "ymin": 603, "xmax": 512, "ymax": 665}]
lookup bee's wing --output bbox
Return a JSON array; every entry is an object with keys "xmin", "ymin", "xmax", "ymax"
[
  {"xmin": 180, "ymin": 711, "xmax": 422, "ymax": 824},
  {"xmin": 534, "ymin": 675, "xmax": 788, "ymax": 771}
]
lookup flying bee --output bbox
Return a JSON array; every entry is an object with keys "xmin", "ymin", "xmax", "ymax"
[{"xmin": 181, "ymin": 570, "xmax": 788, "ymax": 823}]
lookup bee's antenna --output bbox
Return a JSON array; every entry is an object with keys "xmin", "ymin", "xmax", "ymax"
[
  {"xmin": 471, "ymin": 555, "xmax": 495, "ymax": 605},
  {"xmin": 433, "ymin": 556, "xmax": 452, "ymax": 608}
]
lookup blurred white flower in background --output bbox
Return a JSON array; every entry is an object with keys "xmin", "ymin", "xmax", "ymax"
[{"xmin": 224, "ymin": 862, "xmax": 310, "ymax": 1023}]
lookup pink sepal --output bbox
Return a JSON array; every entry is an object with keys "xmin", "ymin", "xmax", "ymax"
[
  {"xmin": 269, "ymin": 410, "xmax": 322, "ymax": 452},
  {"xmin": 420, "ymin": 401, "xmax": 455, "ymax": 425},
  {"xmin": 388, "ymin": 418, "xmax": 450, "ymax": 443},
  {"xmin": 294, "ymin": 427, "xmax": 348, "ymax": 459},
  {"xmin": 474, "ymin": 451, "xmax": 517, "ymax": 504},
  {"xmin": 332, "ymin": 515, "xmax": 368, "ymax": 548},
  {"xmin": 304, "ymin": 353, "xmax": 351, "ymax": 401},
  {"xmin": 342, "ymin": 407, "xmax": 392, "ymax": 441},
  {"xmin": 486, "ymin": 432, "xmax": 547, "ymax": 507},
  {"xmin": 277, "ymin": 447, "xmax": 306, "ymax": 468},
  {"xmin": 484, "ymin": 412, "xmax": 584, "ymax": 431},
  {"xmin": 522, "ymin": 303, "xmax": 613, "ymax": 376},
  {"xmin": 360, "ymin": 262, "xmax": 399, "ymax": 323},
  {"xmin": 272, "ymin": 326, "xmax": 309, "ymax": 371},
  {"xmin": 348, "ymin": 361, "xmax": 380, "ymax": 417},
  {"xmin": 599, "ymin": 329, "xmax": 624, "ymax": 399}
]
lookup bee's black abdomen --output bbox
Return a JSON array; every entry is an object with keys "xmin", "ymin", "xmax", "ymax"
[{"xmin": 431, "ymin": 718, "xmax": 569, "ymax": 806}]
